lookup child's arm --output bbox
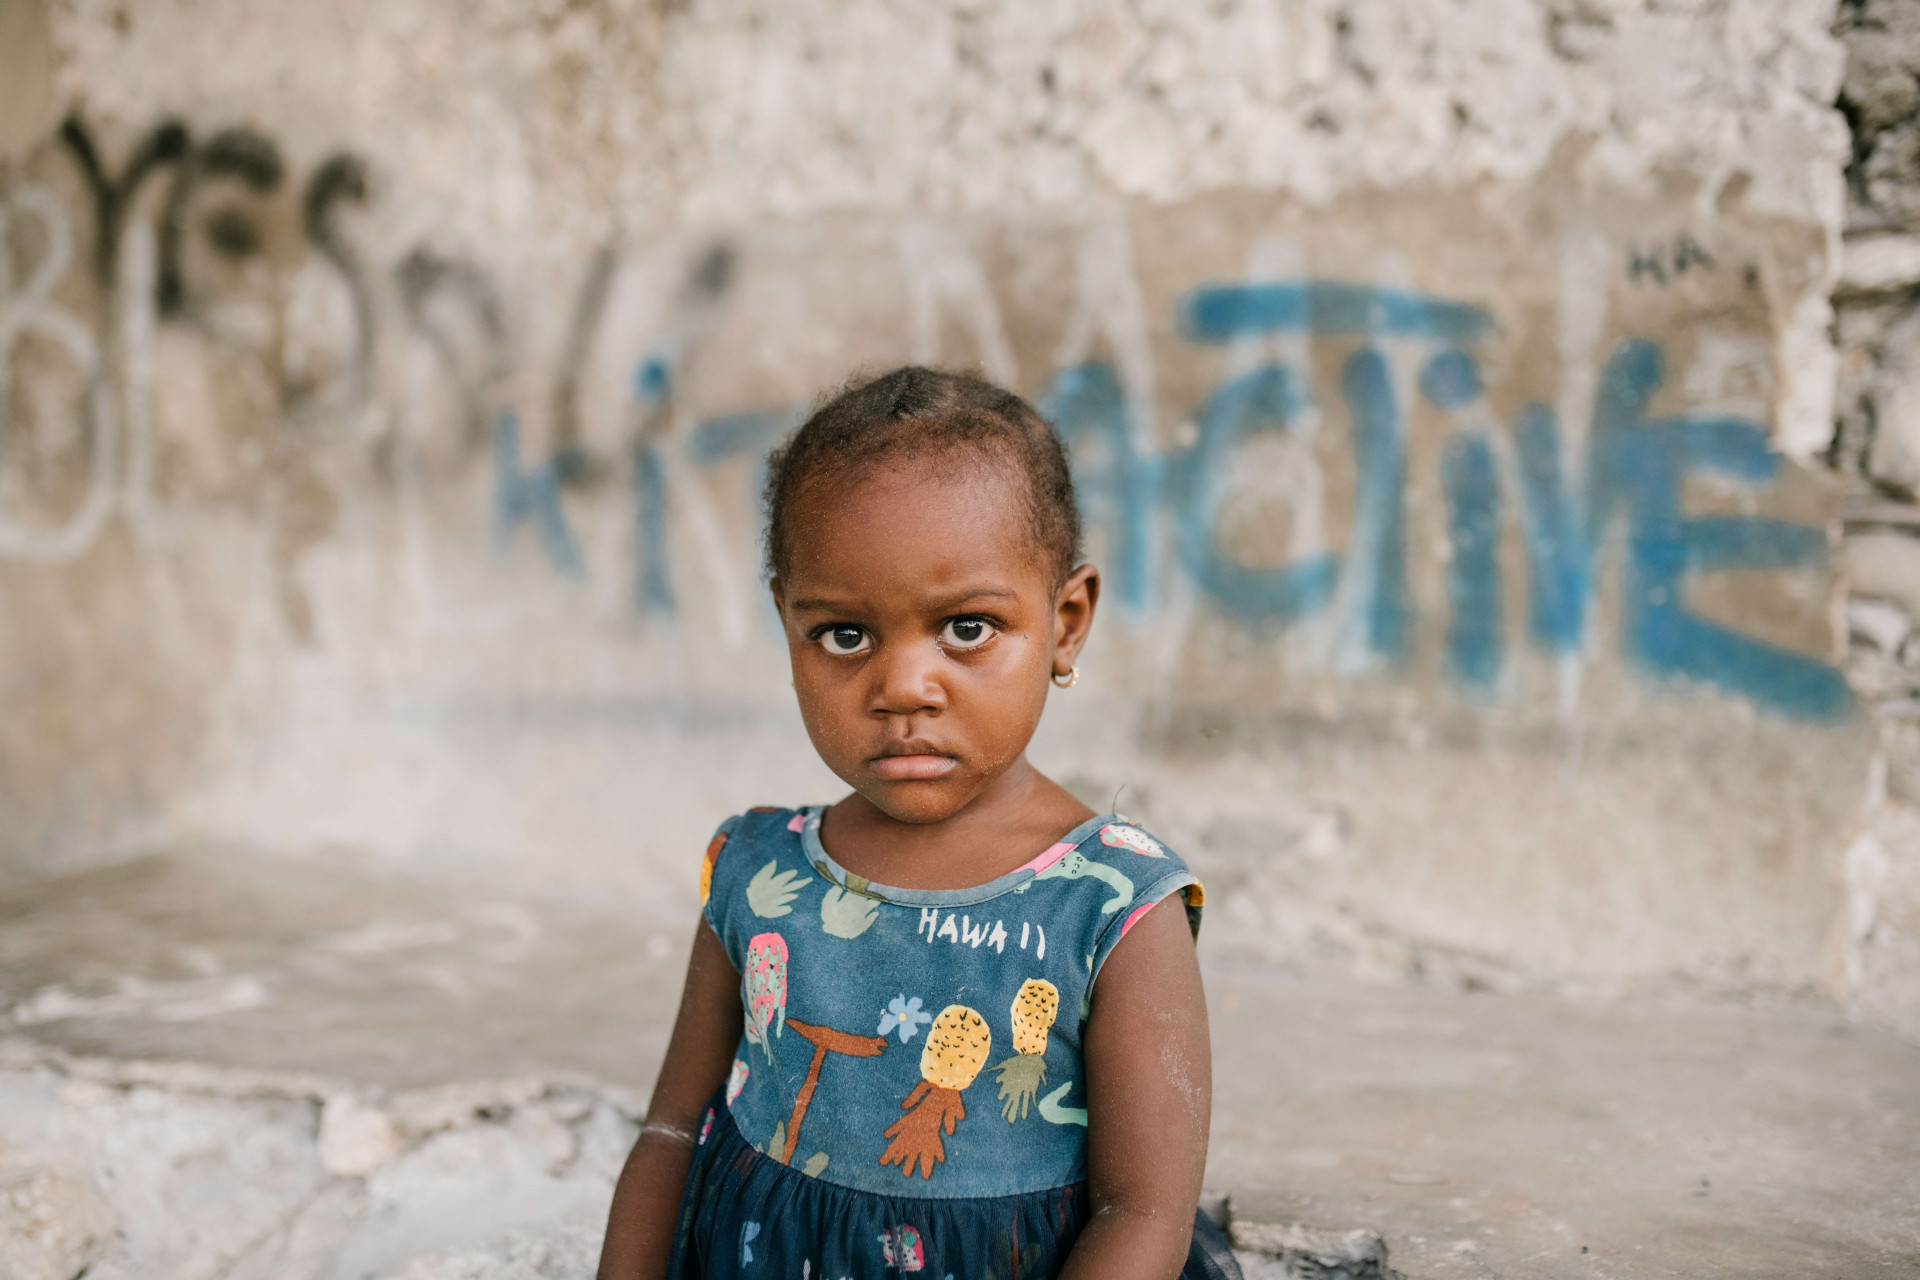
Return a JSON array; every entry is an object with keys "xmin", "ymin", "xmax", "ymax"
[
  {"xmin": 597, "ymin": 920, "xmax": 743, "ymax": 1280},
  {"xmin": 1060, "ymin": 896, "xmax": 1212, "ymax": 1280}
]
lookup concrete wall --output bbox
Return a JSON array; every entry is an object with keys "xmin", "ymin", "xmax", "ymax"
[{"xmin": 6, "ymin": 0, "xmax": 1907, "ymax": 1014}]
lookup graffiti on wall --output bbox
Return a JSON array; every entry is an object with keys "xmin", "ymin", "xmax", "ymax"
[
  {"xmin": 0, "ymin": 116, "xmax": 1851, "ymax": 722},
  {"xmin": 1047, "ymin": 285, "xmax": 1846, "ymax": 720}
]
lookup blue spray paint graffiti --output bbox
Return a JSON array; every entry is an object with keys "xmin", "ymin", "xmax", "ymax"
[
  {"xmin": 1178, "ymin": 280, "xmax": 1496, "ymax": 345},
  {"xmin": 481, "ymin": 280, "xmax": 1849, "ymax": 723},
  {"xmin": 633, "ymin": 445, "xmax": 673, "ymax": 613},
  {"xmin": 1162, "ymin": 284, "xmax": 1848, "ymax": 720},
  {"xmin": 492, "ymin": 411, "xmax": 584, "ymax": 578},
  {"xmin": 1036, "ymin": 362, "xmax": 1162, "ymax": 612},
  {"xmin": 1442, "ymin": 432, "xmax": 1503, "ymax": 692},
  {"xmin": 1514, "ymin": 402, "xmax": 1589, "ymax": 655},
  {"xmin": 1341, "ymin": 348, "xmax": 1413, "ymax": 667},
  {"xmin": 1168, "ymin": 361, "xmax": 1334, "ymax": 630},
  {"xmin": 1576, "ymin": 340, "xmax": 1845, "ymax": 719},
  {"xmin": 632, "ymin": 356, "xmax": 675, "ymax": 615}
]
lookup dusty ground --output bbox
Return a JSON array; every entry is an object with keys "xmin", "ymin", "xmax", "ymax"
[{"xmin": 3, "ymin": 851, "xmax": 1918, "ymax": 1279}]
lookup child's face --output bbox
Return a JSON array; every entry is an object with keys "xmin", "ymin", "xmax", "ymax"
[{"xmin": 773, "ymin": 455, "xmax": 1098, "ymax": 825}]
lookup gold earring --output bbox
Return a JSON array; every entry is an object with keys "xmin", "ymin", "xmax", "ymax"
[{"xmin": 1051, "ymin": 666, "xmax": 1079, "ymax": 689}]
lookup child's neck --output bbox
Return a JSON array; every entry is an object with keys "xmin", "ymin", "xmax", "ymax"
[{"xmin": 819, "ymin": 759, "xmax": 1098, "ymax": 893}]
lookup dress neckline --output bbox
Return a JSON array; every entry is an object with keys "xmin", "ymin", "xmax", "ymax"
[{"xmin": 793, "ymin": 805, "xmax": 1117, "ymax": 908}]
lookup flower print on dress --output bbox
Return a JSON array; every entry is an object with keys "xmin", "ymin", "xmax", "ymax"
[
  {"xmin": 1098, "ymin": 823, "xmax": 1167, "ymax": 859},
  {"xmin": 698, "ymin": 1107, "xmax": 715, "ymax": 1145},
  {"xmin": 743, "ymin": 932, "xmax": 788, "ymax": 1063},
  {"xmin": 877, "ymin": 1223, "xmax": 925, "ymax": 1271},
  {"xmin": 725, "ymin": 1058, "xmax": 750, "ymax": 1105},
  {"xmin": 877, "ymin": 995, "xmax": 933, "ymax": 1044}
]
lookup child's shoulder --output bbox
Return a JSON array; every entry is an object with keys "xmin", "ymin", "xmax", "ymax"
[
  {"xmin": 710, "ymin": 803, "xmax": 809, "ymax": 842},
  {"xmin": 699, "ymin": 805, "xmax": 809, "ymax": 911},
  {"xmin": 1038, "ymin": 816, "xmax": 1204, "ymax": 958},
  {"xmin": 1038, "ymin": 814, "xmax": 1194, "ymax": 888},
  {"xmin": 1070, "ymin": 815, "xmax": 1184, "ymax": 865}
]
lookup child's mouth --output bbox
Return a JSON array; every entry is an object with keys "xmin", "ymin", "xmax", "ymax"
[{"xmin": 870, "ymin": 745, "xmax": 957, "ymax": 781}]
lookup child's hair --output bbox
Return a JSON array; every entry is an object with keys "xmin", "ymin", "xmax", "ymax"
[{"xmin": 763, "ymin": 366, "xmax": 1083, "ymax": 590}]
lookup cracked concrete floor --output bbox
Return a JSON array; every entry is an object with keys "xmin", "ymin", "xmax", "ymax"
[{"xmin": 3, "ymin": 851, "xmax": 1918, "ymax": 1279}]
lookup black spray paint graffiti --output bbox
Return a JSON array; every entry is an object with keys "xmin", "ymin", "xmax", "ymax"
[
  {"xmin": 58, "ymin": 116, "xmax": 188, "ymax": 282},
  {"xmin": 6, "ymin": 120, "xmax": 532, "ymax": 565},
  {"xmin": 551, "ymin": 243, "xmax": 617, "ymax": 453},
  {"xmin": 62, "ymin": 117, "xmax": 387, "ymax": 419},
  {"xmin": 50, "ymin": 115, "xmax": 684, "ymax": 451},
  {"xmin": 302, "ymin": 153, "xmax": 374, "ymax": 407},
  {"xmin": 396, "ymin": 247, "xmax": 514, "ymax": 446},
  {"xmin": 1627, "ymin": 232, "xmax": 1715, "ymax": 287},
  {"xmin": 156, "ymin": 126, "xmax": 284, "ymax": 316},
  {"xmin": 63, "ymin": 116, "xmax": 292, "ymax": 323}
]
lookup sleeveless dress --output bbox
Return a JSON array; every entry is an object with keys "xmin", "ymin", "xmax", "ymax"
[{"xmin": 668, "ymin": 805, "xmax": 1243, "ymax": 1280}]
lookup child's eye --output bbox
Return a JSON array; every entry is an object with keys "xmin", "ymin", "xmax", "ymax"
[
  {"xmin": 817, "ymin": 625, "xmax": 871, "ymax": 656},
  {"xmin": 940, "ymin": 617, "xmax": 997, "ymax": 650}
]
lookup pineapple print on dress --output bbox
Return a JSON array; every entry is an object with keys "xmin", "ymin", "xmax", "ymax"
[
  {"xmin": 991, "ymin": 978, "xmax": 1059, "ymax": 1121},
  {"xmin": 880, "ymin": 1004, "xmax": 991, "ymax": 1179},
  {"xmin": 742, "ymin": 932, "xmax": 788, "ymax": 1064}
]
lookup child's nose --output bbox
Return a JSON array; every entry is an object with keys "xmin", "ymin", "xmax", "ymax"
[{"xmin": 868, "ymin": 641, "xmax": 946, "ymax": 716}]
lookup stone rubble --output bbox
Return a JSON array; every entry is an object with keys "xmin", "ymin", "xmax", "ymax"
[
  {"xmin": 0, "ymin": 1040, "xmax": 638, "ymax": 1280},
  {"xmin": 0, "ymin": 1167, "xmax": 115, "ymax": 1280},
  {"xmin": 1229, "ymin": 1219, "xmax": 1402, "ymax": 1280},
  {"xmin": 1829, "ymin": 0, "xmax": 1920, "ymax": 1045},
  {"xmin": 0, "ymin": 1040, "xmax": 1356, "ymax": 1280}
]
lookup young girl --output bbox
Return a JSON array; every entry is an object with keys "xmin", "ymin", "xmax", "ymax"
[{"xmin": 599, "ymin": 368, "xmax": 1239, "ymax": 1280}]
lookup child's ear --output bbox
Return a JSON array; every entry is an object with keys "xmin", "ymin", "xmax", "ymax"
[{"xmin": 1052, "ymin": 564, "xmax": 1101, "ymax": 670}]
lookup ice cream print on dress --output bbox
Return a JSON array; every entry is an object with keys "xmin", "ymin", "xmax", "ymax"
[
  {"xmin": 742, "ymin": 931, "xmax": 788, "ymax": 1063},
  {"xmin": 1098, "ymin": 823, "xmax": 1168, "ymax": 859}
]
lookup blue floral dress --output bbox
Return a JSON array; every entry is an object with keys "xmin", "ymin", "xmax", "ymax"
[{"xmin": 669, "ymin": 806, "xmax": 1241, "ymax": 1279}]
